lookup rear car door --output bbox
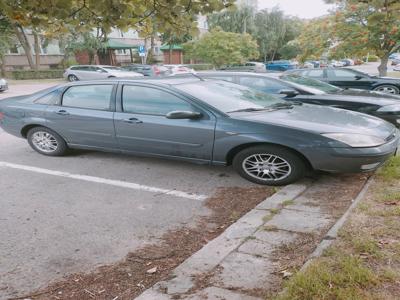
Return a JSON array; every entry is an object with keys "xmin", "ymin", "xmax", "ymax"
[
  {"xmin": 327, "ymin": 69, "xmax": 373, "ymax": 90},
  {"xmin": 46, "ymin": 83, "xmax": 117, "ymax": 149},
  {"xmin": 114, "ymin": 84, "xmax": 216, "ymax": 161}
]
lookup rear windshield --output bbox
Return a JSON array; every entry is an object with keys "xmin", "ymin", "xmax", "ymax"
[
  {"xmin": 174, "ymin": 80, "xmax": 284, "ymax": 113},
  {"xmin": 281, "ymin": 75, "xmax": 341, "ymax": 93}
]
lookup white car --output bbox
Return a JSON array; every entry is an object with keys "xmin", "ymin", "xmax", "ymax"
[
  {"xmin": 394, "ymin": 64, "xmax": 400, "ymax": 72},
  {"xmin": 64, "ymin": 65, "xmax": 144, "ymax": 81},
  {"xmin": 163, "ymin": 64, "xmax": 196, "ymax": 75},
  {"xmin": 329, "ymin": 60, "xmax": 345, "ymax": 67},
  {"xmin": 0, "ymin": 78, "xmax": 8, "ymax": 92}
]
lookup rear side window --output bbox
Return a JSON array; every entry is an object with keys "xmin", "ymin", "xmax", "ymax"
[
  {"xmin": 62, "ymin": 85, "xmax": 113, "ymax": 110},
  {"xmin": 239, "ymin": 77, "xmax": 287, "ymax": 93},
  {"xmin": 330, "ymin": 69, "xmax": 357, "ymax": 78},
  {"xmin": 306, "ymin": 69, "xmax": 324, "ymax": 78},
  {"xmin": 122, "ymin": 85, "xmax": 193, "ymax": 115},
  {"xmin": 34, "ymin": 90, "xmax": 61, "ymax": 105}
]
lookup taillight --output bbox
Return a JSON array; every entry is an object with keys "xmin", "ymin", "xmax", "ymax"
[
  {"xmin": 153, "ymin": 66, "xmax": 160, "ymax": 75},
  {"xmin": 0, "ymin": 112, "xmax": 4, "ymax": 121}
]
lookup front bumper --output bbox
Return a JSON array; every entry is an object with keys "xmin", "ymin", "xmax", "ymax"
[
  {"xmin": 0, "ymin": 83, "xmax": 8, "ymax": 91},
  {"xmin": 305, "ymin": 134, "xmax": 400, "ymax": 173}
]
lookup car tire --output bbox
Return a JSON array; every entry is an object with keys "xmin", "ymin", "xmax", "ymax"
[
  {"xmin": 68, "ymin": 74, "xmax": 79, "ymax": 82},
  {"xmin": 27, "ymin": 126, "xmax": 68, "ymax": 156},
  {"xmin": 232, "ymin": 145, "xmax": 307, "ymax": 186},
  {"xmin": 373, "ymin": 85, "xmax": 400, "ymax": 94}
]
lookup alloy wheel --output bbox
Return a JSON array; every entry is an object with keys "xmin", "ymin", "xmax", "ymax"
[
  {"xmin": 242, "ymin": 153, "xmax": 292, "ymax": 181},
  {"xmin": 31, "ymin": 131, "xmax": 59, "ymax": 153}
]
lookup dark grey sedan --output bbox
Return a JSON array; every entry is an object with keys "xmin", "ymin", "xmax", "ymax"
[{"xmin": 0, "ymin": 78, "xmax": 398, "ymax": 185}]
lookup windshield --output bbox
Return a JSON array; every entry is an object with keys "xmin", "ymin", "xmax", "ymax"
[
  {"xmin": 174, "ymin": 80, "xmax": 285, "ymax": 113},
  {"xmin": 281, "ymin": 74, "xmax": 341, "ymax": 93}
]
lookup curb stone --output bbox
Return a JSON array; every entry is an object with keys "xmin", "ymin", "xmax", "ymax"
[{"xmin": 135, "ymin": 182, "xmax": 309, "ymax": 300}]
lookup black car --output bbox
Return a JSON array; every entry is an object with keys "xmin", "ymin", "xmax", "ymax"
[
  {"xmin": 285, "ymin": 68, "xmax": 400, "ymax": 95},
  {"xmin": 191, "ymin": 71, "xmax": 400, "ymax": 127}
]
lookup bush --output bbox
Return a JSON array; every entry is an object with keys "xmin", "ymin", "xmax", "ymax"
[
  {"xmin": 363, "ymin": 55, "xmax": 379, "ymax": 62},
  {"xmin": 5, "ymin": 69, "xmax": 64, "ymax": 80},
  {"xmin": 184, "ymin": 64, "xmax": 215, "ymax": 71}
]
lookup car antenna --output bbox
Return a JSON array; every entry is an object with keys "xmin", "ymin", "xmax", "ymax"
[{"xmin": 190, "ymin": 72, "xmax": 205, "ymax": 81}]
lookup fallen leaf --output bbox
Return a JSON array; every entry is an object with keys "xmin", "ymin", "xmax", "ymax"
[
  {"xmin": 281, "ymin": 270, "xmax": 293, "ymax": 278},
  {"xmin": 146, "ymin": 267, "xmax": 157, "ymax": 274}
]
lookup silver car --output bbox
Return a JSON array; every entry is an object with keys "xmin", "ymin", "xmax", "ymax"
[
  {"xmin": 0, "ymin": 78, "xmax": 8, "ymax": 92},
  {"xmin": 63, "ymin": 65, "xmax": 144, "ymax": 81}
]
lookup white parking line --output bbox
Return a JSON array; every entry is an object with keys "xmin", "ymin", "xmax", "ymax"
[{"xmin": 0, "ymin": 161, "xmax": 208, "ymax": 201}]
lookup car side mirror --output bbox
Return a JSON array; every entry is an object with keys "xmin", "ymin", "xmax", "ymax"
[
  {"xmin": 166, "ymin": 111, "xmax": 202, "ymax": 119},
  {"xmin": 279, "ymin": 89, "xmax": 299, "ymax": 97},
  {"xmin": 354, "ymin": 75, "xmax": 363, "ymax": 80}
]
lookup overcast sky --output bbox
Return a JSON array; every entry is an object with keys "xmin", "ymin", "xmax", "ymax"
[{"xmin": 257, "ymin": 0, "xmax": 334, "ymax": 19}]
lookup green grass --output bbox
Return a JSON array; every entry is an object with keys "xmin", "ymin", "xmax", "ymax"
[
  {"xmin": 275, "ymin": 256, "xmax": 378, "ymax": 300},
  {"xmin": 377, "ymin": 156, "xmax": 400, "ymax": 181},
  {"xmin": 282, "ymin": 200, "xmax": 295, "ymax": 207}
]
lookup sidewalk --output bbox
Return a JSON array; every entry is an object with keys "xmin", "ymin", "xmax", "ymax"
[{"xmin": 136, "ymin": 174, "xmax": 367, "ymax": 299}]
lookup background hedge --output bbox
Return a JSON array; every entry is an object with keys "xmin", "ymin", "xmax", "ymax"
[{"xmin": 5, "ymin": 69, "xmax": 64, "ymax": 80}]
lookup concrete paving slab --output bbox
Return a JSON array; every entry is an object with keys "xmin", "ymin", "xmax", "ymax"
[
  {"xmin": 212, "ymin": 252, "xmax": 274, "ymax": 290},
  {"xmin": 267, "ymin": 208, "xmax": 333, "ymax": 233},
  {"xmin": 186, "ymin": 286, "xmax": 262, "ymax": 300}
]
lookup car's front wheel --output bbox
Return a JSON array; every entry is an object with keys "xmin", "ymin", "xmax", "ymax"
[
  {"xmin": 373, "ymin": 85, "xmax": 400, "ymax": 94},
  {"xmin": 233, "ymin": 145, "xmax": 307, "ymax": 186},
  {"xmin": 27, "ymin": 127, "xmax": 68, "ymax": 156}
]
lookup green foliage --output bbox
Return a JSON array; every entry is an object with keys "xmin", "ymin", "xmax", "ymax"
[
  {"xmin": 5, "ymin": 69, "xmax": 64, "ymax": 80},
  {"xmin": 208, "ymin": 5, "xmax": 256, "ymax": 34},
  {"xmin": 183, "ymin": 28, "xmax": 259, "ymax": 67}
]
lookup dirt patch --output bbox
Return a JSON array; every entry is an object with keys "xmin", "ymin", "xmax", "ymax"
[{"xmin": 12, "ymin": 187, "xmax": 274, "ymax": 300}]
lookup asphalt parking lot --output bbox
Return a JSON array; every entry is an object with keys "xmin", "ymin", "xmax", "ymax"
[{"xmin": 0, "ymin": 82, "xmax": 254, "ymax": 298}]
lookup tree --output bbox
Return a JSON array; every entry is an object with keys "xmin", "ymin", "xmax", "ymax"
[
  {"xmin": 254, "ymin": 8, "xmax": 303, "ymax": 62},
  {"xmin": 326, "ymin": 0, "xmax": 400, "ymax": 76},
  {"xmin": 0, "ymin": 0, "xmax": 234, "ymax": 68},
  {"xmin": 0, "ymin": 16, "xmax": 13, "ymax": 75},
  {"xmin": 208, "ymin": 5, "xmax": 256, "ymax": 34},
  {"xmin": 183, "ymin": 27, "xmax": 259, "ymax": 67}
]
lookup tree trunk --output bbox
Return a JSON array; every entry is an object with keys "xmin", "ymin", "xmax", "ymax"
[
  {"xmin": 33, "ymin": 31, "xmax": 40, "ymax": 70},
  {"xmin": 378, "ymin": 54, "xmax": 389, "ymax": 76},
  {"xmin": 0, "ymin": 58, "xmax": 5, "ymax": 77},
  {"xmin": 12, "ymin": 24, "xmax": 35, "ymax": 69}
]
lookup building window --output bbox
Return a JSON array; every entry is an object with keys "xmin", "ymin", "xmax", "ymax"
[{"xmin": 8, "ymin": 44, "xmax": 20, "ymax": 54}]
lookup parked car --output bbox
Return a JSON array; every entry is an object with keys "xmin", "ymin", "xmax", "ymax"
[
  {"xmin": 63, "ymin": 65, "xmax": 144, "ymax": 81},
  {"xmin": 341, "ymin": 59, "xmax": 355, "ymax": 66},
  {"xmin": 265, "ymin": 60, "xmax": 297, "ymax": 71},
  {"xmin": 219, "ymin": 62, "xmax": 266, "ymax": 73},
  {"xmin": 121, "ymin": 64, "xmax": 170, "ymax": 77},
  {"xmin": 0, "ymin": 78, "xmax": 398, "ymax": 185},
  {"xmin": 191, "ymin": 71, "xmax": 400, "ymax": 127},
  {"xmin": 329, "ymin": 60, "xmax": 345, "ymax": 67},
  {"xmin": 0, "ymin": 78, "xmax": 8, "ymax": 92},
  {"xmin": 389, "ymin": 53, "xmax": 400, "ymax": 60},
  {"xmin": 286, "ymin": 68, "xmax": 400, "ymax": 94},
  {"xmin": 394, "ymin": 64, "xmax": 400, "ymax": 72},
  {"xmin": 391, "ymin": 58, "xmax": 400, "ymax": 66},
  {"xmin": 163, "ymin": 64, "xmax": 195, "ymax": 75},
  {"xmin": 303, "ymin": 61, "xmax": 315, "ymax": 68}
]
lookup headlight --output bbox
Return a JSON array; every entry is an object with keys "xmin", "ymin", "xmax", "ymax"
[
  {"xmin": 377, "ymin": 104, "xmax": 400, "ymax": 112},
  {"xmin": 321, "ymin": 133, "xmax": 386, "ymax": 147}
]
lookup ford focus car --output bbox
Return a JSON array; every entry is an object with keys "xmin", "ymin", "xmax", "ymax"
[{"xmin": 0, "ymin": 79, "xmax": 398, "ymax": 186}]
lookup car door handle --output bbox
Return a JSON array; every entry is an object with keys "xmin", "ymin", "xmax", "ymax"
[
  {"xmin": 122, "ymin": 117, "xmax": 143, "ymax": 124},
  {"xmin": 55, "ymin": 110, "xmax": 69, "ymax": 116}
]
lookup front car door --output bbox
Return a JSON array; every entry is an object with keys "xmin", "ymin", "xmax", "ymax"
[
  {"xmin": 114, "ymin": 83, "xmax": 216, "ymax": 162},
  {"xmin": 327, "ymin": 69, "xmax": 373, "ymax": 90},
  {"xmin": 46, "ymin": 83, "xmax": 117, "ymax": 150}
]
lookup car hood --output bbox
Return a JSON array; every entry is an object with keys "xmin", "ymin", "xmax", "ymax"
[{"xmin": 232, "ymin": 104, "xmax": 395, "ymax": 137}]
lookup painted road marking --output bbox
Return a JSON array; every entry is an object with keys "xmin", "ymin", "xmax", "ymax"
[{"xmin": 0, "ymin": 161, "xmax": 207, "ymax": 201}]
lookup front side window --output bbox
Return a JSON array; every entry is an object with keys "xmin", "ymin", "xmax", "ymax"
[
  {"xmin": 62, "ymin": 85, "xmax": 113, "ymax": 110},
  {"xmin": 122, "ymin": 85, "xmax": 193, "ymax": 115},
  {"xmin": 239, "ymin": 77, "xmax": 287, "ymax": 93}
]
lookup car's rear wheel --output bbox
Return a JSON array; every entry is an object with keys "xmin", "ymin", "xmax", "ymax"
[
  {"xmin": 68, "ymin": 74, "xmax": 78, "ymax": 82},
  {"xmin": 373, "ymin": 85, "xmax": 400, "ymax": 94},
  {"xmin": 27, "ymin": 127, "xmax": 68, "ymax": 156},
  {"xmin": 232, "ymin": 145, "xmax": 307, "ymax": 186}
]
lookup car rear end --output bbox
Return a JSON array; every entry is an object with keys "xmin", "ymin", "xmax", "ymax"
[{"xmin": 0, "ymin": 78, "xmax": 8, "ymax": 92}]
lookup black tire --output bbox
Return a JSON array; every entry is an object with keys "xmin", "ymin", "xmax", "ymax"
[
  {"xmin": 232, "ymin": 145, "xmax": 307, "ymax": 186},
  {"xmin": 373, "ymin": 85, "xmax": 400, "ymax": 94},
  {"xmin": 68, "ymin": 74, "xmax": 79, "ymax": 82},
  {"xmin": 27, "ymin": 126, "xmax": 68, "ymax": 156}
]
